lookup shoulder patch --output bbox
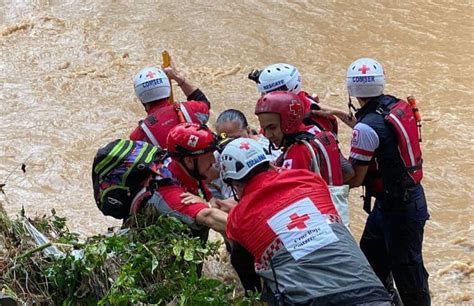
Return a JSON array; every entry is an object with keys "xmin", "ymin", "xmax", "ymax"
[
  {"xmin": 351, "ymin": 129, "xmax": 360, "ymax": 146},
  {"xmin": 282, "ymin": 159, "xmax": 293, "ymax": 169}
]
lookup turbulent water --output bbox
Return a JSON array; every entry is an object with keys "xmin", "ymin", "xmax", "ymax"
[{"xmin": 1, "ymin": 0, "xmax": 473, "ymax": 304}]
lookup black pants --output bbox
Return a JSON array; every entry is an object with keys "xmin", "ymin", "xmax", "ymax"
[
  {"xmin": 360, "ymin": 185, "xmax": 431, "ymax": 306},
  {"xmin": 228, "ymin": 240, "xmax": 262, "ymax": 294}
]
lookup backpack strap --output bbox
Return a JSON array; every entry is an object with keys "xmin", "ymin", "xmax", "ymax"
[
  {"xmin": 129, "ymin": 186, "xmax": 152, "ymax": 214},
  {"xmin": 299, "ymin": 139, "xmax": 321, "ymax": 176},
  {"xmin": 312, "ymin": 137, "xmax": 334, "ymax": 186},
  {"xmin": 179, "ymin": 103, "xmax": 193, "ymax": 123},
  {"xmin": 139, "ymin": 120, "xmax": 161, "ymax": 148}
]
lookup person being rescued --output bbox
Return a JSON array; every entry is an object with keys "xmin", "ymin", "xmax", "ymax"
[
  {"xmin": 254, "ymin": 90, "xmax": 353, "ymax": 226},
  {"xmin": 129, "ymin": 53, "xmax": 210, "ymax": 149},
  {"xmin": 219, "ymin": 138, "xmax": 392, "ymax": 305},
  {"xmin": 208, "ymin": 108, "xmax": 281, "ymax": 200}
]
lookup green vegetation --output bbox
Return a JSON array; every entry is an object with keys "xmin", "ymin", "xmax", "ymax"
[{"xmin": 0, "ymin": 203, "xmax": 258, "ymax": 305}]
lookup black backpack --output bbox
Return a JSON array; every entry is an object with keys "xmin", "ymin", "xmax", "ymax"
[{"xmin": 92, "ymin": 139, "xmax": 166, "ymax": 219}]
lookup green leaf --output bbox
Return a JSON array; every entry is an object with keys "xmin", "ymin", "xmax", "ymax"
[
  {"xmin": 173, "ymin": 242, "xmax": 183, "ymax": 258},
  {"xmin": 183, "ymin": 246, "xmax": 194, "ymax": 261},
  {"xmin": 151, "ymin": 255, "xmax": 159, "ymax": 273}
]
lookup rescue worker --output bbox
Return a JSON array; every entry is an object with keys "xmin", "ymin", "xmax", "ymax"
[
  {"xmin": 220, "ymin": 138, "xmax": 391, "ymax": 305},
  {"xmin": 314, "ymin": 58, "xmax": 430, "ymax": 306},
  {"xmin": 129, "ymin": 123, "xmax": 227, "ymax": 239},
  {"xmin": 130, "ymin": 54, "xmax": 211, "ymax": 149},
  {"xmin": 211, "ymin": 108, "xmax": 280, "ymax": 294},
  {"xmin": 248, "ymin": 63, "xmax": 338, "ymax": 134},
  {"xmin": 255, "ymin": 91, "xmax": 353, "ymax": 226}
]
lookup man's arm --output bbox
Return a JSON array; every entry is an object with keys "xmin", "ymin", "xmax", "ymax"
[
  {"xmin": 347, "ymin": 164, "xmax": 369, "ymax": 188},
  {"xmin": 180, "ymin": 192, "xmax": 228, "ymax": 233},
  {"xmin": 161, "ymin": 54, "xmax": 209, "ymax": 106},
  {"xmin": 340, "ymin": 153, "xmax": 355, "ymax": 183},
  {"xmin": 347, "ymin": 122, "xmax": 379, "ymax": 188},
  {"xmin": 195, "ymin": 208, "xmax": 228, "ymax": 233},
  {"xmin": 312, "ymin": 107, "xmax": 357, "ymax": 128}
]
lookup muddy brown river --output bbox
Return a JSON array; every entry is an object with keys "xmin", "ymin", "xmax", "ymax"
[{"xmin": 1, "ymin": 0, "xmax": 472, "ymax": 304}]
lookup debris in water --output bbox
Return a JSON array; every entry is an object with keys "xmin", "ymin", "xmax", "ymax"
[
  {"xmin": 446, "ymin": 292, "xmax": 472, "ymax": 303},
  {"xmin": 437, "ymin": 261, "xmax": 474, "ymax": 277},
  {"xmin": 58, "ymin": 62, "xmax": 70, "ymax": 70},
  {"xmin": 1, "ymin": 22, "xmax": 33, "ymax": 36}
]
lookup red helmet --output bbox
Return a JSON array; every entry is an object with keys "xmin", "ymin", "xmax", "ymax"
[
  {"xmin": 255, "ymin": 91, "xmax": 306, "ymax": 134},
  {"xmin": 167, "ymin": 123, "xmax": 217, "ymax": 157}
]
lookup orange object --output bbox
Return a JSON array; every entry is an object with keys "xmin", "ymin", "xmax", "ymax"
[
  {"xmin": 407, "ymin": 96, "xmax": 423, "ymax": 142},
  {"xmin": 174, "ymin": 103, "xmax": 186, "ymax": 123},
  {"xmin": 407, "ymin": 96, "xmax": 422, "ymax": 122},
  {"xmin": 162, "ymin": 51, "xmax": 174, "ymax": 104}
]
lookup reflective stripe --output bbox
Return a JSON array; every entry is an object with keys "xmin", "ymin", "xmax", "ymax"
[
  {"xmin": 100, "ymin": 141, "xmax": 134, "ymax": 177},
  {"xmin": 130, "ymin": 187, "xmax": 149, "ymax": 214},
  {"xmin": 388, "ymin": 113, "xmax": 416, "ymax": 166},
  {"xmin": 122, "ymin": 142, "xmax": 148, "ymax": 184},
  {"xmin": 139, "ymin": 121, "xmax": 161, "ymax": 148},
  {"xmin": 300, "ymin": 139, "xmax": 321, "ymax": 176},
  {"xmin": 145, "ymin": 147, "xmax": 158, "ymax": 163},
  {"xmin": 94, "ymin": 139, "xmax": 126, "ymax": 174},
  {"xmin": 313, "ymin": 138, "xmax": 334, "ymax": 186},
  {"xmin": 180, "ymin": 103, "xmax": 193, "ymax": 123}
]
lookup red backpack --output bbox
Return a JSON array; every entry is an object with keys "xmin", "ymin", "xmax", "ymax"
[{"xmin": 378, "ymin": 98, "xmax": 423, "ymax": 185}]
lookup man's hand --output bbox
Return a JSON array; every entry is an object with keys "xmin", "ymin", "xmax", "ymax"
[
  {"xmin": 180, "ymin": 192, "xmax": 210, "ymax": 207},
  {"xmin": 161, "ymin": 53, "xmax": 183, "ymax": 82},
  {"xmin": 312, "ymin": 104, "xmax": 357, "ymax": 128},
  {"xmin": 214, "ymin": 198, "xmax": 238, "ymax": 213}
]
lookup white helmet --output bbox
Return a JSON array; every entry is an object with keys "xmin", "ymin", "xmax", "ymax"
[
  {"xmin": 346, "ymin": 58, "xmax": 385, "ymax": 98},
  {"xmin": 133, "ymin": 67, "xmax": 171, "ymax": 104},
  {"xmin": 257, "ymin": 63, "xmax": 302, "ymax": 94},
  {"xmin": 220, "ymin": 138, "xmax": 270, "ymax": 181}
]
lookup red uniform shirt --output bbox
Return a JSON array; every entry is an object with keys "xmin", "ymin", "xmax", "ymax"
[{"xmin": 149, "ymin": 160, "xmax": 212, "ymax": 222}]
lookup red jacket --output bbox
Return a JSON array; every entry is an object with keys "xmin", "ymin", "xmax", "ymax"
[{"xmin": 227, "ymin": 168, "xmax": 338, "ymax": 262}]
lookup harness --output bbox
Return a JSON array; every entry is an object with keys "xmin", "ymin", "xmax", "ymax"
[
  {"xmin": 281, "ymin": 132, "xmax": 342, "ymax": 186},
  {"xmin": 139, "ymin": 103, "xmax": 193, "ymax": 148},
  {"xmin": 358, "ymin": 95, "xmax": 424, "ymax": 209}
]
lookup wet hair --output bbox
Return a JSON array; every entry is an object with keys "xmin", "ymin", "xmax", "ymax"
[{"xmin": 215, "ymin": 109, "xmax": 249, "ymax": 131}]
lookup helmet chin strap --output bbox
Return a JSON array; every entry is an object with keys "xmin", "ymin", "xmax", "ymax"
[
  {"xmin": 181, "ymin": 158, "xmax": 209, "ymax": 200},
  {"xmin": 228, "ymin": 181, "xmax": 241, "ymax": 202},
  {"xmin": 347, "ymin": 93, "xmax": 359, "ymax": 119},
  {"xmin": 181, "ymin": 157, "xmax": 206, "ymax": 181},
  {"xmin": 269, "ymin": 136, "xmax": 285, "ymax": 152}
]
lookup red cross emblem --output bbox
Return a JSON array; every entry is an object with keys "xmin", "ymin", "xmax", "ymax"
[
  {"xmin": 239, "ymin": 142, "xmax": 250, "ymax": 150},
  {"xmin": 287, "ymin": 213, "xmax": 310, "ymax": 230},
  {"xmin": 146, "ymin": 71, "xmax": 156, "ymax": 79},
  {"xmin": 187, "ymin": 135, "xmax": 199, "ymax": 147},
  {"xmin": 358, "ymin": 65, "xmax": 370, "ymax": 74},
  {"xmin": 289, "ymin": 100, "xmax": 302, "ymax": 115}
]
